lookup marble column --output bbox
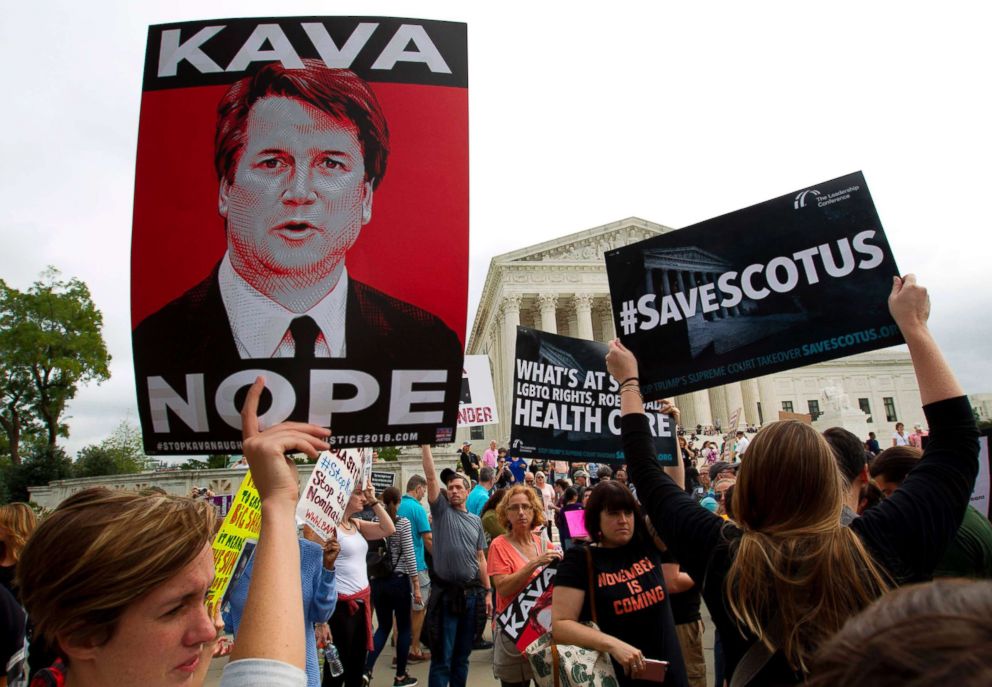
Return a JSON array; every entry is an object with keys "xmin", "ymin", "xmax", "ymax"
[
  {"xmin": 597, "ymin": 300, "xmax": 616, "ymax": 341},
  {"xmin": 691, "ymin": 390, "xmax": 713, "ymax": 428},
  {"xmin": 756, "ymin": 375, "xmax": 780, "ymax": 425},
  {"xmin": 724, "ymin": 382, "xmax": 745, "ymax": 430},
  {"xmin": 538, "ymin": 293, "xmax": 558, "ymax": 334},
  {"xmin": 708, "ymin": 385, "xmax": 728, "ymax": 431},
  {"xmin": 741, "ymin": 378, "xmax": 760, "ymax": 427},
  {"xmin": 574, "ymin": 293, "xmax": 595, "ymax": 340},
  {"xmin": 501, "ymin": 295, "xmax": 522, "ymax": 437},
  {"xmin": 675, "ymin": 394, "xmax": 694, "ymax": 429}
]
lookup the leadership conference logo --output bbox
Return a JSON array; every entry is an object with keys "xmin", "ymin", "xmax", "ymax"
[
  {"xmin": 794, "ymin": 189, "xmax": 821, "ymax": 209},
  {"xmin": 795, "ymin": 185, "xmax": 861, "ymax": 210}
]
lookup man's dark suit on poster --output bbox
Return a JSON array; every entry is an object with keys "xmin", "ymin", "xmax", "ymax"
[{"xmin": 132, "ymin": 264, "xmax": 463, "ymax": 441}]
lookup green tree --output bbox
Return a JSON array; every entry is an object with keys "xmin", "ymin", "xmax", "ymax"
[
  {"xmin": 376, "ymin": 447, "xmax": 400, "ymax": 462},
  {"xmin": 207, "ymin": 454, "xmax": 232, "ymax": 469},
  {"xmin": 73, "ymin": 421, "xmax": 150, "ymax": 477},
  {"xmin": 178, "ymin": 454, "xmax": 231, "ymax": 471},
  {"xmin": 0, "ymin": 269, "xmax": 111, "ymax": 460},
  {"xmin": 8, "ymin": 444, "xmax": 74, "ymax": 502},
  {"xmin": 0, "ymin": 455, "xmax": 12, "ymax": 504}
]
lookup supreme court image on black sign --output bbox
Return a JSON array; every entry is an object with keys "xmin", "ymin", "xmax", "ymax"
[
  {"xmin": 604, "ymin": 171, "xmax": 903, "ymax": 401},
  {"xmin": 511, "ymin": 327, "xmax": 678, "ymax": 465}
]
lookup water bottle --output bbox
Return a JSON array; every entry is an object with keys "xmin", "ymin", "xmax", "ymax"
[{"xmin": 327, "ymin": 644, "xmax": 344, "ymax": 677}]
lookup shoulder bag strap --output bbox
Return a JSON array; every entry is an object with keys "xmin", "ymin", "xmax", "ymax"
[
  {"xmin": 584, "ymin": 546, "xmax": 597, "ymax": 625},
  {"xmin": 729, "ymin": 613, "xmax": 784, "ymax": 687}
]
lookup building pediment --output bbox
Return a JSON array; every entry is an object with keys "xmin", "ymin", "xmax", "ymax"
[
  {"xmin": 495, "ymin": 217, "xmax": 672, "ymax": 264},
  {"xmin": 643, "ymin": 246, "xmax": 732, "ymax": 272}
]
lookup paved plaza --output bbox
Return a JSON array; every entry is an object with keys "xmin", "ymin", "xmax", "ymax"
[{"xmin": 205, "ymin": 606, "xmax": 716, "ymax": 686}]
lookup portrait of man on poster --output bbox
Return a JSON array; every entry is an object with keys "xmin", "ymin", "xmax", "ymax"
[{"xmin": 133, "ymin": 60, "xmax": 462, "ymax": 373}]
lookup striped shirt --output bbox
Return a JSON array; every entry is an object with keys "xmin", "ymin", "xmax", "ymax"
[{"xmin": 381, "ymin": 515, "xmax": 419, "ymax": 577}]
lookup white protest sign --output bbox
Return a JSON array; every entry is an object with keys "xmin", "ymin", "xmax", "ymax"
[
  {"xmin": 458, "ymin": 355, "xmax": 500, "ymax": 427},
  {"xmin": 296, "ymin": 447, "xmax": 368, "ymax": 540},
  {"xmin": 971, "ymin": 434, "xmax": 990, "ymax": 518},
  {"xmin": 362, "ymin": 449, "xmax": 373, "ymax": 490},
  {"xmin": 728, "ymin": 407, "xmax": 742, "ymax": 431}
]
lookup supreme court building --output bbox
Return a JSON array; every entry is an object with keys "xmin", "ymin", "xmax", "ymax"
[{"xmin": 456, "ymin": 218, "xmax": 925, "ymax": 449}]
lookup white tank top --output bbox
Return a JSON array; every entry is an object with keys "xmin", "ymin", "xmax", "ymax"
[{"xmin": 335, "ymin": 521, "xmax": 370, "ymax": 595}]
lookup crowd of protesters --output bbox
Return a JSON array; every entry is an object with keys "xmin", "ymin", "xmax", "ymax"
[{"xmin": 2, "ymin": 275, "xmax": 992, "ymax": 687}]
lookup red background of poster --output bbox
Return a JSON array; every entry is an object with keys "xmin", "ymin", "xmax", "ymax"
[{"xmin": 130, "ymin": 82, "xmax": 468, "ymax": 346}]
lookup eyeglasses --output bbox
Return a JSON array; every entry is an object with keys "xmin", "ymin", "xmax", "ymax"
[{"xmin": 507, "ymin": 504, "xmax": 534, "ymax": 512}]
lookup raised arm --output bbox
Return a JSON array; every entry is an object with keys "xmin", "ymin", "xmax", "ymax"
[
  {"xmin": 606, "ymin": 340, "xmax": 724, "ymax": 581},
  {"xmin": 854, "ymin": 275, "xmax": 979, "ymax": 582},
  {"xmin": 889, "ymin": 275, "xmax": 963, "ymax": 404},
  {"xmin": 421, "ymin": 444, "xmax": 441, "ymax": 503},
  {"xmin": 230, "ymin": 377, "xmax": 331, "ymax": 672},
  {"xmin": 357, "ymin": 480, "xmax": 396, "ymax": 539}
]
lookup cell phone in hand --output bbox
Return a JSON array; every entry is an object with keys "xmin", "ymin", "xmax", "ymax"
[{"xmin": 640, "ymin": 659, "xmax": 668, "ymax": 683}]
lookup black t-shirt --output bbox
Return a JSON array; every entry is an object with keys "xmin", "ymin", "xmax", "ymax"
[
  {"xmin": 659, "ymin": 550, "xmax": 701, "ymax": 625},
  {"xmin": 0, "ymin": 565, "xmax": 15, "ymax": 597},
  {"xmin": 1, "ymin": 584, "xmax": 25, "ymax": 678},
  {"xmin": 555, "ymin": 541, "xmax": 688, "ymax": 687},
  {"xmin": 460, "ymin": 451, "xmax": 480, "ymax": 481}
]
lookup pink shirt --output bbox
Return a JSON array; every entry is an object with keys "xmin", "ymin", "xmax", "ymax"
[
  {"xmin": 483, "ymin": 448, "xmax": 499, "ymax": 468},
  {"xmin": 539, "ymin": 483, "xmax": 556, "ymax": 515}
]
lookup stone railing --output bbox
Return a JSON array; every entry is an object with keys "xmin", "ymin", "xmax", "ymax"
[{"xmin": 28, "ymin": 448, "xmax": 463, "ymax": 512}]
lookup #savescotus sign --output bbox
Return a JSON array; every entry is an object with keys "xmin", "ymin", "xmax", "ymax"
[{"xmin": 605, "ymin": 171, "xmax": 903, "ymax": 401}]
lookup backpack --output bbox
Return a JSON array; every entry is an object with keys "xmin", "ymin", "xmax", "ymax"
[{"xmin": 366, "ymin": 536, "xmax": 398, "ymax": 580}]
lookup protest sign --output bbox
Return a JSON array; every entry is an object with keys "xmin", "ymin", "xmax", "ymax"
[
  {"xmin": 206, "ymin": 471, "xmax": 261, "ymax": 614},
  {"xmin": 510, "ymin": 327, "xmax": 678, "ymax": 465},
  {"xmin": 972, "ymin": 432, "xmax": 991, "ymax": 518},
  {"xmin": 131, "ymin": 17, "xmax": 469, "ymax": 454},
  {"xmin": 727, "ymin": 407, "xmax": 742, "ymax": 432},
  {"xmin": 496, "ymin": 564, "xmax": 557, "ymax": 652},
  {"xmin": 361, "ymin": 449, "xmax": 373, "ymax": 489},
  {"xmin": 208, "ymin": 493, "xmax": 234, "ymax": 518},
  {"xmin": 370, "ymin": 470, "xmax": 396, "ymax": 493},
  {"xmin": 458, "ymin": 355, "xmax": 500, "ymax": 427},
  {"xmin": 296, "ymin": 447, "xmax": 368, "ymax": 540},
  {"xmin": 564, "ymin": 509, "xmax": 589, "ymax": 539},
  {"xmin": 605, "ymin": 172, "xmax": 903, "ymax": 401}
]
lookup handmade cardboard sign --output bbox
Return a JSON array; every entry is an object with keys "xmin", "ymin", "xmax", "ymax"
[{"xmin": 296, "ymin": 447, "xmax": 369, "ymax": 539}]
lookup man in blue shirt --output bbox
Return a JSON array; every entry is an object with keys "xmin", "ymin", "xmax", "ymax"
[
  {"xmin": 508, "ymin": 453, "xmax": 529, "ymax": 484},
  {"xmin": 397, "ymin": 474, "xmax": 433, "ymax": 662},
  {"xmin": 466, "ymin": 467, "xmax": 494, "ymax": 516}
]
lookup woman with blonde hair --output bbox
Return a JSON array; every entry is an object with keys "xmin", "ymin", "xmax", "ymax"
[
  {"xmin": 0, "ymin": 502, "xmax": 37, "ymax": 597},
  {"xmin": 487, "ymin": 484, "xmax": 562, "ymax": 687},
  {"xmin": 605, "ymin": 275, "xmax": 980, "ymax": 684}
]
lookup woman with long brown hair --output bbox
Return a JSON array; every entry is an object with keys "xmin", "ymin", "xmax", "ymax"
[{"xmin": 605, "ymin": 275, "xmax": 980, "ymax": 684}]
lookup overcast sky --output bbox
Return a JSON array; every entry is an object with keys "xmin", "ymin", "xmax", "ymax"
[{"xmin": 2, "ymin": 1, "xmax": 989, "ymax": 458}]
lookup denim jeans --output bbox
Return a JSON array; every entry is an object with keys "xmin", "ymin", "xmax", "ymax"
[
  {"xmin": 428, "ymin": 588, "xmax": 479, "ymax": 687},
  {"xmin": 366, "ymin": 574, "xmax": 413, "ymax": 677}
]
